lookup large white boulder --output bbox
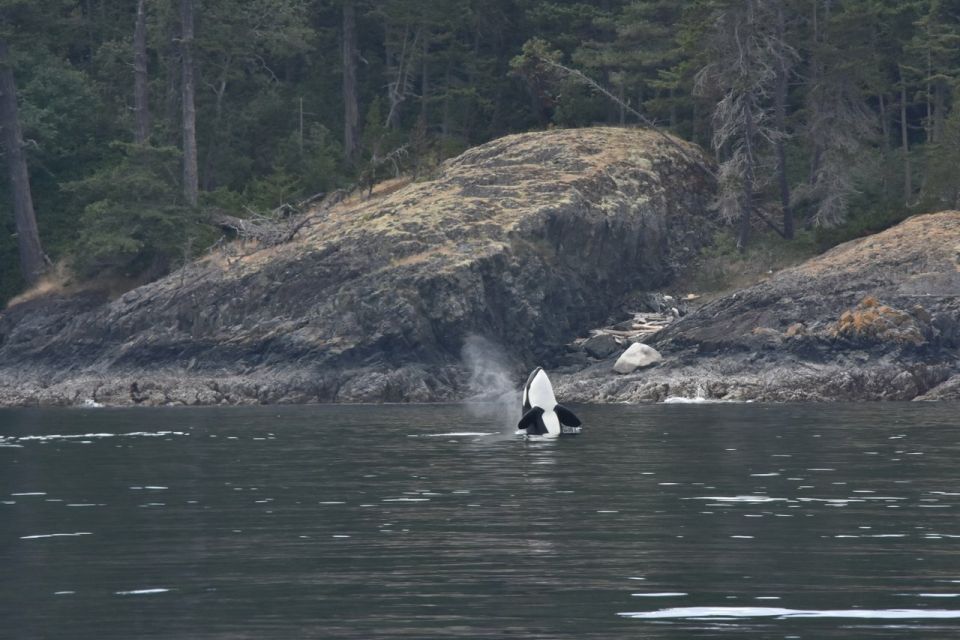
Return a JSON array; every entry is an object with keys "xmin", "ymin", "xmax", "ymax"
[{"xmin": 613, "ymin": 343, "xmax": 662, "ymax": 374}]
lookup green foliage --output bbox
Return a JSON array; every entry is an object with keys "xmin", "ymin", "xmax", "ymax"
[
  {"xmin": 920, "ymin": 103, "xmax": 960, "ymax": 210},
  {"xmin": 242, "ymin": 170, "xmax": 304, "ymax": 211},
  {"xmin": 276, "ymin": 124, "xmax": 344, "ymax": 196},
  {"xmin": 681, "ymin": 229, "xmax": 819, "ymax": 295},
  {"xmin": 64, "ymin": 144, "xmax": 210, "ymax": 279},
  {"xmin": 813, "ymin": 201, "xmax": 916, "ymax": 250},
  {"xmin": 361, "ymin": 96, "xmax": 388, "ymax": 158},
  {"xmin": 3, "ymin": 0, "xmax": 960, "ymax": 307}
]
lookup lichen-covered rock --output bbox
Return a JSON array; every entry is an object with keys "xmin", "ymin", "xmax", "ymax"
[
  {"xmin": 0, "ymin": 127, "xmax": 716, "ymax": 406},
  {"xmin": 831, "ymin": 296, "xmax": 929, "ymax": 346}
]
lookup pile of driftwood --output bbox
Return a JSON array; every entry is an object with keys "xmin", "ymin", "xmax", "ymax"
[
  {"xmin": 595, "ymin": 311, "xmax": 675, "ymax": 340},
  {"xmin": 569, "ymin": 310, "xmax": 677, "ymax": 355},
  {"xmin": 212, "ymin": 189, "xmax": 347, "ymax": 249}
]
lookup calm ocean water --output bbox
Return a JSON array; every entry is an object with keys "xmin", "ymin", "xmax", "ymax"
[{"xmin": 2, "ymin": 402, "xmax": 959, "ymax": 639}]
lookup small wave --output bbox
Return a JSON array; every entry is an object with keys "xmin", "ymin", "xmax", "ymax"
[
  {"xmin": 115, "ymin": 588, "xmax": 170, "ymax": 596},
  {"xmin": 685, "ymin": 496, "xmax": 789, "ymax": 503},
  {"xmin": 3, "ymin": 431, "xmax": 187, "ymax": 444},
  {"xmin": 21, "ymin": 532, "xmax": 93, "ymax": 540},
  {"xmin": 663, "ymin": 395, "xmax": 749, "ymax": 404},
  {"xmin": 412, "ymin": 432, "xmax": 496, "ymax": 438},
  {"xmin": 619, "ymin": 606, "xmax": 960, "ymax": 619},
  {"xmin": 663, "ymin": 396, "xmax": 712, "ymax": 404}
]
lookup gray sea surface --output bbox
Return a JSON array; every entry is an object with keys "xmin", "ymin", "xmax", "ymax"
[{"xmin": 2, "ymin": 402, "xmax": 960, "ymax": 639}]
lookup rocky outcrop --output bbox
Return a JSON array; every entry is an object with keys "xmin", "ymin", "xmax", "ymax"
[
  {"xmin": 0, "ymin": 127, "xmax": 716, "ymax": 406},
  {"xmin": 556, "ymin": 211, "xmax": 960, "ymax": 402}
]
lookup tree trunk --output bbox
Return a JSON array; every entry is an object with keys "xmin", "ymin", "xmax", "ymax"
[
  {"xmin": 692, "ymin": 97, "xmax": 702, "ymax": 147},
  {"xmin": 774, "ymin": 1, "xmax": 792, "ymax": 239},
  {"xmin": 739, "ymin": 107, "xmax": 756, "ymax": 252},
  {"xmin": 180, "ymin": 0, "xmax": 199, "ymax": 207},
  {"xmin": 925, "ymin": 44, "xmax": 932, "ymax": 143},
  {"xmin": 878, "ymin": 92, "xmax": 890, "ymax": 150},
  {"xmin": 617, "ymin": 80, "xmax": 626, "ymax": 125},
  {"xmin": 385, "ymin": 25, "xmax": 419, "ymax": 130},
  {"xmin": 201, "ymin": 73, "xmax": 227, "ymax": 191},
  {"xmin": 441, "ymin": 58, "xmax": 451, "ymax": 137},
  {"xmin": 342, "ymin": 0, "xmax": 359, "ymax": 164},
  {"xmin": 133, "ymin": 0, "xmax": 150, "ymax": 144},
  {"xmin": 163, "ymin": 38, "xmax": 180, "ymax": 145},
  {"xmin": 0, "ymin": 40, "xmax": 46, "ymax": 285},
  {"xmin": 899, "ymin": 65, "xmax": 911, "ymax": 205},
  {"xmin": 668, "ymin": 86, "xmax": 676, "ymax": 129},
  {"xmin": 932, "ymin": 81, "xmax": 945, "ymax": 144},
  {"xmin": 420, "ymin": 28, "xmax": 430, "ymax": 122},
  {"xmin": 807, "ymin": 0, "xmax": 822, "ymax": 185}
]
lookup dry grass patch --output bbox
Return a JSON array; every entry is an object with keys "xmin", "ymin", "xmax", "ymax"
[
  {"xmin": 6, "ymin": 262, "xmax": 143, "ymax": 308},
  {"xmin": 832, "ymin": 296, "xmax": 926, "ymax": 345}
]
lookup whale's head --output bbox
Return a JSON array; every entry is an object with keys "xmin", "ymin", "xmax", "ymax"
[{"xmin": 526, "ymin": 367, "xmax": 557, "ymax": 410}]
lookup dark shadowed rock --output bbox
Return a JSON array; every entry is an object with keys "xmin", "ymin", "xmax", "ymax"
[
  {"xmin": 0, "ymin": 127, "xmax": 716, "ymax": 406},
  {"xmin": 581, "ymin": 334, "xmax": 622, "ymax": 359}
]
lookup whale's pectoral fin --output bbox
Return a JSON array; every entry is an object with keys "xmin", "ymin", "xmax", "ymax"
[
  {"xmin": 518, "ymin": 407, "xmax": 545, "ymax": 433},
  {"xmin": 555, "ymin": 404, "xmax": 582, "ymax": 427}
]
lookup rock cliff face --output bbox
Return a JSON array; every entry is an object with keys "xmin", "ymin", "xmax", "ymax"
[
  {"xmin": 556, "ymin": 211, "xmax": 960, "ymax": 402},
  {"xmin": 0, "ymin": 127, "xmax": 716, "ymax": 406}
]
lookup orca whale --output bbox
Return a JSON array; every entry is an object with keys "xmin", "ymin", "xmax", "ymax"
[{"xmin": 517, "ymin": 367, "xmax": 582, "ymax": 438}]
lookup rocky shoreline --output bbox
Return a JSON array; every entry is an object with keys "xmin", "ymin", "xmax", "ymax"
[
  {"xmin": 556, "ymin": 210, "xmax": 960, "ymax": 403},
  {"xmin": 1, "ymin": 128, "xmax": 958, "ymax": 407},
  {"xmin": 0, "ymin": 127, "xmax": 717, "ymax": 406}
]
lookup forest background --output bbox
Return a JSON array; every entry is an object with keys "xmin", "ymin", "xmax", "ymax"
[{"xmin": 2, "ymin": 0, "xmax": 959, "ymax": 305}]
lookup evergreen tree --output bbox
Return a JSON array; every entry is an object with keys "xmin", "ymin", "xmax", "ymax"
[
  {"xmin": 65, "ymin": 143, "xmax": 205, "ymax": 279},
  {"xmin": 179, "ymin": 0, "xmax": 199, "ymax": 206},
  {"xmin": 0, "ymin": 37, "xmax": 46, "ymax": 285},
  {"xmin": 794, "ymin": 0, "xmax": 879, "ymax": 227},
  {"xmin": 695, "ymin": 0, "xmax": 791, "ymax": 250},
  {"xmin": 133, "ymin": 0, "xmax": 150, "ymax": 145}
]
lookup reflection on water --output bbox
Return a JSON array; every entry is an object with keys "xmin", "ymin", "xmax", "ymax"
[
  {"xmin": 619, "ymin": 607, "xmax": 960, "ymax": 619},
  {"xmin": 1, "ymin": 402, "xmax": 959, "ymax": 639}
]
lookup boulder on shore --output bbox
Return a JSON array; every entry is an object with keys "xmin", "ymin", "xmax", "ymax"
[{"xmin": 613, "ymin": 343, "xmax": 663, "ymax": 374}]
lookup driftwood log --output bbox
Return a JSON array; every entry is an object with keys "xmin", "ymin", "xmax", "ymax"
[
  {"xmin": 569, "ymin": 312, "xmax": 675, "ymax": 349},
  {"xmin": 210, "ymin": 188, "xmax": 352, "ymax": 250}
]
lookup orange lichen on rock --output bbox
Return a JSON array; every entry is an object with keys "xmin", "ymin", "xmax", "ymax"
[
  {"xmin": 832, "ymin": 296, "xmax": 926, "ymax": 345},
  {"xmin": 785, "ymin": 322, "xmax": 806, "ymax": 337}
]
